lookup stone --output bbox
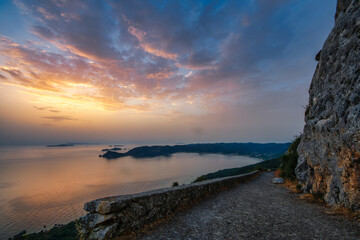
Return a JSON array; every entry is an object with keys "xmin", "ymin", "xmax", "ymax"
[
  {"xmin": 272, "ymin": 177, "xmax": 285, "ymax": 184},
  {"xmin": 79, "ymin": 171, "xmax": 260, "ymax": 240},
  {"xmin": 296, "ymin": 0, "xmax": 360, "ymax": 209}
]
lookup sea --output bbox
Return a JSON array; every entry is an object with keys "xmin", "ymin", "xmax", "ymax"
[{"xmin": 0, "ymin": 144, "xmax": 262, "ymax": 238}]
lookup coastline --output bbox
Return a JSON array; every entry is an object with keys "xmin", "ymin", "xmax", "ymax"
[{"xmin": 11, "ymin": 157, "xmax": 280, "ymax": 239}]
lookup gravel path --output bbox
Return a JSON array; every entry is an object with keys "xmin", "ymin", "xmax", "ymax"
[{"xmin": 139, "ymin": 172, "xmax": 360, "ymax": 240}]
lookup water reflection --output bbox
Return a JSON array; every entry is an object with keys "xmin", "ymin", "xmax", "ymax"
[{"xmin": 0, "ymin": 145, "xmax": 261, "ymax": 238}]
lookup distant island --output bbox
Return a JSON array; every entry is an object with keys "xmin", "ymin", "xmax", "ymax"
[
  {"xmin": 99, "ymin": 142, "xmax": 290, "ymax": 160},
  {"xmin": 46, "ymin": 142, "xmax": 98, "ymax": 147},
  {"xmin": 46, "ymin": 143, "xmax": 74, "ymax": 147}
]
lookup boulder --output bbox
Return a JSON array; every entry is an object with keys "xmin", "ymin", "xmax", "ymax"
[{"xmin": 272, "ymin": 177, "xmax": 285, "ymax": 184}]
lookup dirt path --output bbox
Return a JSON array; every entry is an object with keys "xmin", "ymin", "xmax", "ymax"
[{"xmin": 139, "ymin": 172, "xmax": 360, "ymax": 240}]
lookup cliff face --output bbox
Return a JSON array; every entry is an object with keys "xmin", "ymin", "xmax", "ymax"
[{"xmin": 296, "ymin": 0, "xmax": 360, "ymax": 208}]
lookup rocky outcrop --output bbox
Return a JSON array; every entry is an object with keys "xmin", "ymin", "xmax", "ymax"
[
  {"xmin": 296, "ymin": 0, "xmax": 360, "ymax": 209},
  {"xmin": 78, "ymin": 171, "xmax": 260, "ymax": 240}
]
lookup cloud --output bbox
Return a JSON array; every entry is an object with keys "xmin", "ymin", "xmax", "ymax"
[
  {"xmin": 128, "ymin": 26, "xmax": 178, "ymax": 60},
  {"xmin": 41, "ymin": 115, "xmax": 77, "ymax": 122},
  {"xmin": 0, "ymin": 0, "xmax": 337, "ymax": 144},
  {"xmin": 49, "ymin": 109, "xmax": 60, "ymax": 113},
  {"xmin": 2, "ymin": 68, "xmax": 24, "ymax": 79},
  {"xmin": 185, "ymin": 71, "xmax": 193, "ymax": 78},
  {"xmin": 33, "ymin": 106, "xmax": 48, "ymax": 111},
  {"xmin": 4, "ymin": 0, "xmax": 301, "ymax": 102},
  {"xmin": 33, "ymin": 106, "xmax": 61, "ymax": 113},
  {"xmin": 4, "ymin": 0, "xmax": 335, "ymax": 99},
  {"xmin": 18, "ymin": 0, "xmax": 119, "ymax": 61}
]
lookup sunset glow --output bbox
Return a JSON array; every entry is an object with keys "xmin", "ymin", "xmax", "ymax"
[{"xmin": 0, "ymin": 0, "xmax": 337, "ymax": 145}]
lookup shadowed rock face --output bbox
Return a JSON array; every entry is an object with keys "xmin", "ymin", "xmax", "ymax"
[{"xmin": 296, "ymin": 0, "xmax": 360, "ymax": 209}]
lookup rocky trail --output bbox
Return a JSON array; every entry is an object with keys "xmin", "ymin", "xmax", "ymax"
[{"xmin": 139, "ymin": 172, "xmax": 360, "ymax": 240}]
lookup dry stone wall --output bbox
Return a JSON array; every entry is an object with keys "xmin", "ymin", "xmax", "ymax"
[{"xmin": 79, "ymin": 171, "xmax": 260, "ymax": 240}]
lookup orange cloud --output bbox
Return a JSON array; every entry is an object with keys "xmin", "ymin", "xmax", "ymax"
[
  {"xmin": 0, "ymin": 35, "xmax": 225, "ymax": 122},
  {"xmin": 146, "ymin": 72, "xmax": 174, "ymax": 79},
  {"xmin": 128, "ymin": 26, "xmax": 178, "ymax": 60},
  {"xmin": 141, "ymin": 44, "xmax": 178, "ymax": 60}
]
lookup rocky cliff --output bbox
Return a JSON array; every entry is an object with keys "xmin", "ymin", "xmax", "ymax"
[{"xmin": 296, "ymin": 0, "xmax": 360, "ymax": 209}]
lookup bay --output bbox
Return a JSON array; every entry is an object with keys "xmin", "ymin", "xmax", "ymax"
[{"xmin": 0, "ymin": 145, "xmax": 261, "ymax": 238}]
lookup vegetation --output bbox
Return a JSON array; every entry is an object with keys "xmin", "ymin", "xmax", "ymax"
[
  {"xmin": 279, "ymin": 136, "xmax": 301, "ymax": 180},
  {"xmin": 193, "ymin": 137, "xmax": 301, "ymax": 183},
  {"xmin": 14, "ymin": 221, "xmax": 77, "ymax": 240},
  {"xmin": 102, "ymin": 142, "xmax": 290, "ymax": 159},
  {"xmin": 16, "ymin": 140, "xmax": 297, "ymax": 239},
  {"xmin": 193, "ymin": 157, "xmax": 282, "ymax": 183},
  {"xmin": 312, "ymin": 190, "xmax": 325, "ymax": 202}
]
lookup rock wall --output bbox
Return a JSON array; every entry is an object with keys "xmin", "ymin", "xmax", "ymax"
[
  {"xmin": 79, "ymin": 171, "xmax": 260, "ymax": 240},
  {"xmin": 296, "ymin": 0, "xmax": 360, "ymax": 208}
]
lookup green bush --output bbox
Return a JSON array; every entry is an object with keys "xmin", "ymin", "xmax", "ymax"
[
  {"xmin": 193, "ymin": 157, "xmax": 282, "ymax": 183},
  {"xmin": 279, "ymin": 136, "xmax": 301, "ymax": 180},
  {"xmin": 172, "ymin": 181, "xmax": 179, "ymax": 187},
  {"xmin": 17, "ymin": 221, "xmax": 77, "ymax": 240}
]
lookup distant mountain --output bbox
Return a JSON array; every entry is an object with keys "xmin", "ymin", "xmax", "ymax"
[{"xmin": 100, "ymin": 142, "xmax": 290, "ymax": 160}]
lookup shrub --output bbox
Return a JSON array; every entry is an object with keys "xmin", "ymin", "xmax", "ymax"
[
  {"xmin": 15, "ymin": 221, "xmax": 77, "ymax": 240},
  {"xmin": 194, "ymin": 176, "xmax": 207, "ymax": 183},
  {"xmin": 312, "ymin": 190, "xmax": 325, "ymax": 202},
  {"xmin": 279, "ymin": 136, "xmax": 301, "ymax": 180},
  {"xmin": 193, "ymin": 157, "xmax": 283, "ymax": 183},
  {"xmin": 172, "ymin": 182, "xmax": 179, "ymax": 187},
  {"xmin": 304, "ymin": 104, "xmax": 310, "ymax": 116}
]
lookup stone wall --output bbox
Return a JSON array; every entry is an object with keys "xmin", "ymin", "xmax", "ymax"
[
  {"xmin": 79, "ymin": 171, "xmax": 260, "ymax": 240},
  {"xmin": 296, "ymin": 0, "xmax": 360, "ymax": 208}
]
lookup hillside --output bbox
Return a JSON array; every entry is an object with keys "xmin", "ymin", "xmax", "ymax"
[{"xmin": 100, "ymin": 142, "xmax": 290, "ymax": 160}]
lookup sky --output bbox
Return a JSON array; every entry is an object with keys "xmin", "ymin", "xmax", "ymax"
[{"xmin": 0, "ymin": 0, "xmax": 337, "ymax": 146}]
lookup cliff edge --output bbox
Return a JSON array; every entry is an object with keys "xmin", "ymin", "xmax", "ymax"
[{"xmin": 296, "ymin": 0, "xmax": 360, "ymax": 208}]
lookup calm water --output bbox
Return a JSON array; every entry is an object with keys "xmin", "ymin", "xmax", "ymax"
[{"xmin": 0, "ymin": 145, "xmax": 261, "ymax": 238}]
